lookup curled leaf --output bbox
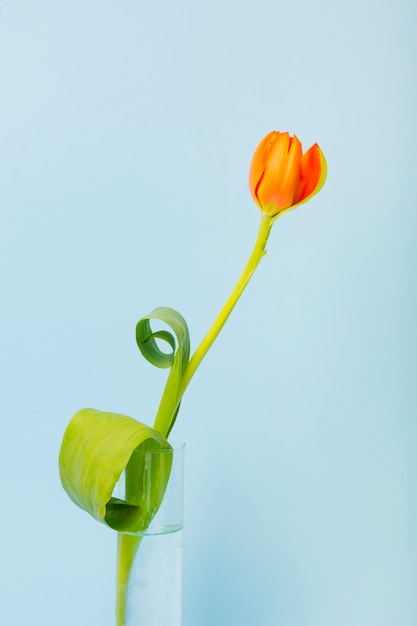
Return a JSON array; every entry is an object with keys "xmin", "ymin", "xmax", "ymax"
[
  {"xmin": 136, "ymin": 306, "xmax": 190, "ymax": 436},
  {"xmin": 59, "ymin": 408, "xmax": 172, "ymax": 532}
]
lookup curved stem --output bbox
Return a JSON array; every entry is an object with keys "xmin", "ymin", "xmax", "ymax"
[{"xmin": 179, "ymin": 213, "xmax": 273, "ymax": 398}]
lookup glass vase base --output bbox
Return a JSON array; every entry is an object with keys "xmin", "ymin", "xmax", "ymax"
[{"xmin": 125, "ymin": 529, "xmax": 183, "ymax": 626}]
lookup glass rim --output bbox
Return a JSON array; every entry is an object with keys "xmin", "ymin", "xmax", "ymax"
[{"xmin": 131, "ymin": 440, "xmax": 185, "ymax": 454}]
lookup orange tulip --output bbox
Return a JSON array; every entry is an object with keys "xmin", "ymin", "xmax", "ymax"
[{"xmin": 249, "ymin": 131, "xmax": 327, "ymax": 218}]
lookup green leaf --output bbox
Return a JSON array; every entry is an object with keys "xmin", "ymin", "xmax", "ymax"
[
  {"xmin": 59, "ymin": 408, "xmax": 172, "ymax": 532},
  {"xmin": 136, "ymin": 306, "xmax": 190, "ymax": 436}
]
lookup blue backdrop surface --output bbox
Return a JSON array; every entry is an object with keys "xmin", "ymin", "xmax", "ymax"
[{"xmin": 0, "ymin": 1, "xmax": 416, "ymax": 624}]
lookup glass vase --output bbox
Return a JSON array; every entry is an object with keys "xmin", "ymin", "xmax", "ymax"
[{"xmin": 114, "ymin": 441, "xmax": 185, "ymax": 626}]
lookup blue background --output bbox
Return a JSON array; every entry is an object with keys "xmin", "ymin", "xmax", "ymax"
[{"xmin": 0, "ymin": 1, "xmax": 416, "ymax": 624}]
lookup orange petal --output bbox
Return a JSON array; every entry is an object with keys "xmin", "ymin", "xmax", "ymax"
[
  {"xmin": 295, "ymin": 143, "xmax": 327, "ymax": 205},
  {"xmin": 248, "ymin": 131, "xmax": 278, "ymax": 206},
  {"xmin": 257, "ymin": 132, "xmax": 291, "ymax": 209},
  {"xmin": 270, "ymin": 134, "xmax": 302, "ymax": 209}
]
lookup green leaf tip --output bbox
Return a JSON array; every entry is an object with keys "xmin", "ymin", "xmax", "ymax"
[{"xmin": 59, "ymin": 408, "xmax": 172, "ymax": 533}]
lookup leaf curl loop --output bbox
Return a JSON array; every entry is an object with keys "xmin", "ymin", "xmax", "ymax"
[{"xmin": 136, "ymin": 306, "xmax": 190, "ymax": 437}]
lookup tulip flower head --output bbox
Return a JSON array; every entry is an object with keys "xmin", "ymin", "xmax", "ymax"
[{"xmin": 249, "ymin": 131, "xmax": 327, "ymax": 219}]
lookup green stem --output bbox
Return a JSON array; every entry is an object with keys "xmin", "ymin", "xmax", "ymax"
[
  {"xmin": 116, "ymin": 534, "xmax": 142, "ymax": 626},
  {"xmin": 179, "ymin": 213, "xmax": 273, "ymax": 398}
]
